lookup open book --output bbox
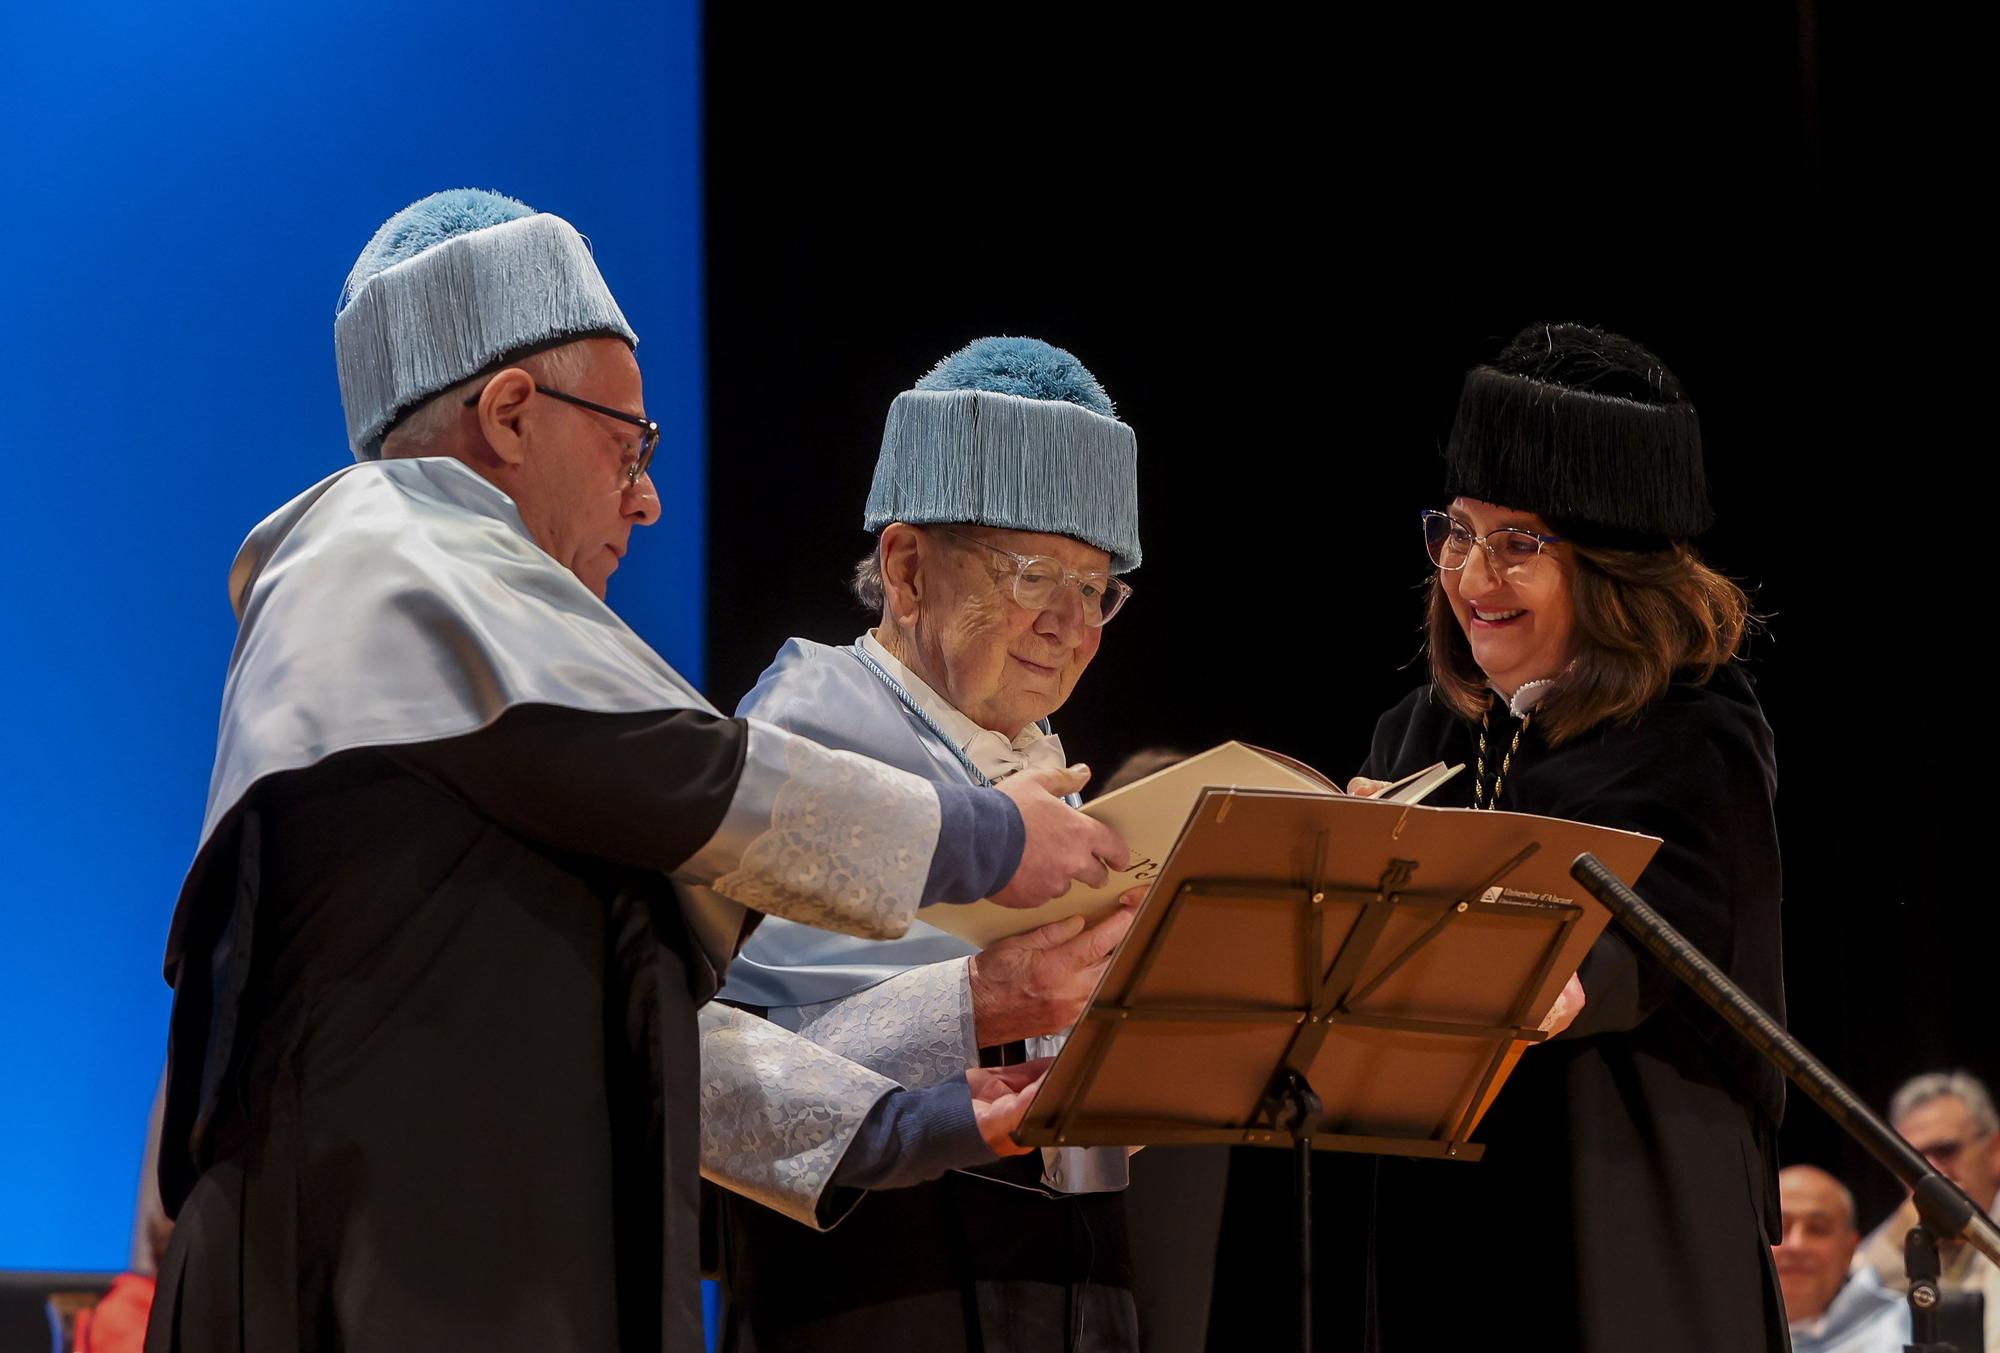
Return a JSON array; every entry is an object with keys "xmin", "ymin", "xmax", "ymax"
[{"xmin": 917, "ymin": 742, "xmax": 1463, "ymax": 946}]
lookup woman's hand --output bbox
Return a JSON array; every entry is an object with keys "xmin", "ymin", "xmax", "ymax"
[
  {"xmin": 1347, "ymin": 776, "xmax": 1393, "ymax": 798},
  {"xmin": 967, "ymin": 1059, "xmax": 1051, "ymax": 1157},
  {"xmin": 1538, "ymin": 972, "xmax": 1587, "ymax": 1037}
]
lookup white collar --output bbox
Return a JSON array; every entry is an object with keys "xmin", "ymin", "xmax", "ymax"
[
  {"xmin": 858, "ymin": 632, "xmax": 1067, "ymax": 782},
  {"xmin": 1498, "ymin": 677, "xmax": 1559, "ymax": 719}
]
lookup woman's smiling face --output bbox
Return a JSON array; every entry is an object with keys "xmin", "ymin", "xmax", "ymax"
[{"xmin": 1441, "ymin": 497, "xmax": 1576, "ymax": 697}]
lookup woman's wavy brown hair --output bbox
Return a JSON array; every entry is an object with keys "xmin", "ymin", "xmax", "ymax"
[{"xmin": 1425, "ymin": 540, "xmax": 1753, "ymax": 745}]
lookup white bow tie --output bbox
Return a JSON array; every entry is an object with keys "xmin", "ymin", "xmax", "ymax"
[{"xmin": 962, "ymin": 726, "xmax": 1069, "ymax": 783}]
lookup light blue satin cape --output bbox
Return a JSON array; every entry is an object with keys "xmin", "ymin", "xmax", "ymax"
[{"xmin": 718, "ymin": 639, "xmax": 983, "ymax": 1008}]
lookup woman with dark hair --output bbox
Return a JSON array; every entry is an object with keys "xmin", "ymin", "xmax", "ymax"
[{"xmin": 1353, "ymin": 324, "xmax": 1787, "ymax": 1351}]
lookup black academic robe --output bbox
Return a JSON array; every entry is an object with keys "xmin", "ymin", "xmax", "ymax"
[
  {"xmin": 1123, "ymin": 1146, "xmax": 1230, "ymax": 1353},
  {"xmin": 148, "ymin": 704, "xmax": 749, "ymax": 1353},
  {"xmin": 718, "ymin": 1115, "xmax": 1137, "ymax": 1353},
  {"xmin": 1349, "ymin": 665, "xmax": 1789, "ymax": 1352}
]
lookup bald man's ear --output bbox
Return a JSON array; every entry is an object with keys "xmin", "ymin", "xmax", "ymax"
[
  {"xmin": 474, "ymin": 367, "xmax": 537, "ymax": 469},
  {"xmin": 879, "ymin": 523, "xmax": 926, "ymax": 627}
]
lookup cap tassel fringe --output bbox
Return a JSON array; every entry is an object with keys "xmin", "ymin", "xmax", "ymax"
[
  {"xmin": 1445, "ymin": 369, "xmax": 1712, "ymax": 543},
  {"xmin": 335, "ymin": 213, "xmax": 635, "ymax": 459},
  {"xmin": 867, "ymin": 389, "xmax": 1141, "ymax": 571}
]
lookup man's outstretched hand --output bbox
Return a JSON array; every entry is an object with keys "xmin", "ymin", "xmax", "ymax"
[{"xmin": 991, "ymin": 765, "xmax": 1130, "ymax": 909}]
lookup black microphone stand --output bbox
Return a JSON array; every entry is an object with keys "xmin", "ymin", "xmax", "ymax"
[
  {"xmin": 1905, "ymin": 1224, "xmax": 1952, "ymax": 1352},
  {"xmin": 1569, "ymin": 853, "xmax": 2000, "ymax": 1353},
  {"xmin": 1258, "ymin": 1068, "xmax": 1322, "ymax": 1353}
]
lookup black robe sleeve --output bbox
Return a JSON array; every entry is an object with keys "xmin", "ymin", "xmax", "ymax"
[
  {"xmin": 1540, "ymin": 689, "xmax": 1781, "ymax": 1041},
  {"xmin": 382, "ymin": 702, "xmax": 750, "ymax": 875},
  {"xmin": 1357, "ymin": 671, "xmax": 1785, "ymax": 1124},
  {"xmin": 1357, "ymin": 686, "xmax": 1452, "ymax": 787},
  {"xmin": 386, "ymin": 703, "xmax": 1022, "ymax": 909}
]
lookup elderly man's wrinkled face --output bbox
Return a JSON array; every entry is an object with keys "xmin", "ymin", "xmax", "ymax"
[
  {"xmin": 507, "ymin": 338, "xmax": 661, "ymax": 599},
  {"xmin": 913, "ymin": 525, "xmax": 1109, "ymax": 735},
  {"xmin": 1896, "ymin": 1095, "xmax": 2000, "ymax": 1212},
  {"xmin": 1774, "ymin": 1166, "xmax": 1859, "ymax": 1323}
]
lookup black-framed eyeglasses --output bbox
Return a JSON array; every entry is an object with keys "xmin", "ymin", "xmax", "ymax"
[
  {"xmin": 1914, "ymin": 1132, "xmax": 1996, "ymax": 1170},
  {"xmin": 935, "ymin": 528, "xmax": 1133, "ymax": 627},
  {"xmin": 1420, "ymin": 509, "xmax": 1564, "ymax": 578},
  {"xmin": 464, "ymin": 382, "xmax": 660, "ymax": 487}
]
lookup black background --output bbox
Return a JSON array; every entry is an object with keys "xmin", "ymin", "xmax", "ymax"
[{"xmin": 704, "ymin": 6, "xmax": 1970, "ymax": 1347}]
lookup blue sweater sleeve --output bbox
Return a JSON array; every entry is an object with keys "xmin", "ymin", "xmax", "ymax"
[
  {"xmin": 920, "ymin": 783, "xmax": 1025, "ymax": 905},
  {"xmin": 828, "ymin": 1077, "xmax": 994, "ymax": 1193}
]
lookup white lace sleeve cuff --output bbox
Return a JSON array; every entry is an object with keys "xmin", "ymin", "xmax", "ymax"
[
  {"xmin": 697, "ymin": 1003, "xmax": 898, "ymax": 1228},
  {"xmin": 678, "ymin": 720, "xmax": 939, "ymax": 941},
  {"xmin": 791, "ymin": 957, "xmax": 979, "ymax": 1090}
]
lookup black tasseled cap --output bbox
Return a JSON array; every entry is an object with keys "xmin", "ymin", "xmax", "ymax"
[{"xmin": 1443, "ymin": 323, "xmax": 1713, "ymax": 547}]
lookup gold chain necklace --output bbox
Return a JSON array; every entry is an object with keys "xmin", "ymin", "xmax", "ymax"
[{"xmin": 1473, "ymin": 702, "xmax": 1531, "ymax": 810}]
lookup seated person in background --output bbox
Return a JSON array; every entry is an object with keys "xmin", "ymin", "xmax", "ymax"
[
  {"xmin": 1857, "ymin": 1070, "xmax": 2000, "ymax": 1349},
  {"xmin": 1777, "ymin": 1165, "xmax": 1908, "ymax": 1353},
  {"xmin": 78, "ymin": 1211, "xmax": 169, "ymax": 1353}
]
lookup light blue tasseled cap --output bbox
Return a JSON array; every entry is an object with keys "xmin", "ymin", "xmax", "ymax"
[
  {"xmin": 863, "ymin": 336, "xmax": 1141, "ymax": 571},
  {"xmin": 333, "ymin": 188, "xmax": 638, "ymax": 460}
]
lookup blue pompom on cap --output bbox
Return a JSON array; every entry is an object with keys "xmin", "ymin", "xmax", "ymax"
[
  {"xmin": 915, "ymin": 336, "xmax": 1115, "ymax": 417},
  {"xmin": 866, "ymin": 335, "xmax": 1140, "ymax": 571},
  {"xmin": 340, "ymin": 188, "xmax": 537, "ymax": 311}
]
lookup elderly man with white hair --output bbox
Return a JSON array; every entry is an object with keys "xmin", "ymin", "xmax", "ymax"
[
  {"xmin": 714, "ymin": 338, "xmax": 1149, "ymax": 1352},
  {"xmin": 1856, "ymin": 1069, "xmax": 2000, "ymax": 1350},
  {"xmin": 148, "ymin": 194, "xmax": 1126, "ymax": 1353}
]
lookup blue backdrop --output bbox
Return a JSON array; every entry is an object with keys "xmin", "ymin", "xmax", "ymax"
[{"xmin": 0, "ymin": 0, "xmax": 706, "ymax": 1269}]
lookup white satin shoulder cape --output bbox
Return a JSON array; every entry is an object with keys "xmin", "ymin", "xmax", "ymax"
[{"xmin": 166, "ymin": 457, "xmax": 944, "ymax": 988}]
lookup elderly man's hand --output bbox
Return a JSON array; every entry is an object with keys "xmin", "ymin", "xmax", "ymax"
[
  {"xmin": 991, "ymin": 765, "xmax": 1131, "ymax": 908},
  {"xmin": 968, "ymin": 1059, "xmax": 1051, "ymax": 1157},
  {"xmin": 969, "ymin": 891, "xmax": 1141, "ymax": 1046},
  {"xmin": 1347, "ymin": 776, "xmax": 1394, "ymax": 797}
]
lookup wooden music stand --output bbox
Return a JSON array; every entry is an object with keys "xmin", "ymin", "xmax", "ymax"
[{"xmin": 1015, "ymin": 789, "xmax": 1662, "ymax": 1351}]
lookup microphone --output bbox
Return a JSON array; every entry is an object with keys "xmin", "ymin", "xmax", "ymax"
[{"xmin": 1569, "ymin": 851, "xmax": 2000, "ymax": 1267}]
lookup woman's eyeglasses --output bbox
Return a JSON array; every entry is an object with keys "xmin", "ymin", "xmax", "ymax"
[{"xmin": 1421, "ymin": 510, "xmax": 1563, "ymax": 579}]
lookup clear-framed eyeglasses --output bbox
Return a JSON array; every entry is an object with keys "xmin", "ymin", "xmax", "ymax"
[
  {"xmin": 936, "ymin": 528, "xmax": 1133, "ymax": 627},
  {"xmin": 1420, "ymin": 510, "xmax": 1565, "ymax": 578}
]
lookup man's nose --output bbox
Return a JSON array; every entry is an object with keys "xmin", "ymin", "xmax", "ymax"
[
  {"xmin": 1036, "ymin": 587, "xmax": 1088, "ymax": 642},
  {"xmin": 625, "ymin": 471, "xmax": 663, "ymax": 527}
]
